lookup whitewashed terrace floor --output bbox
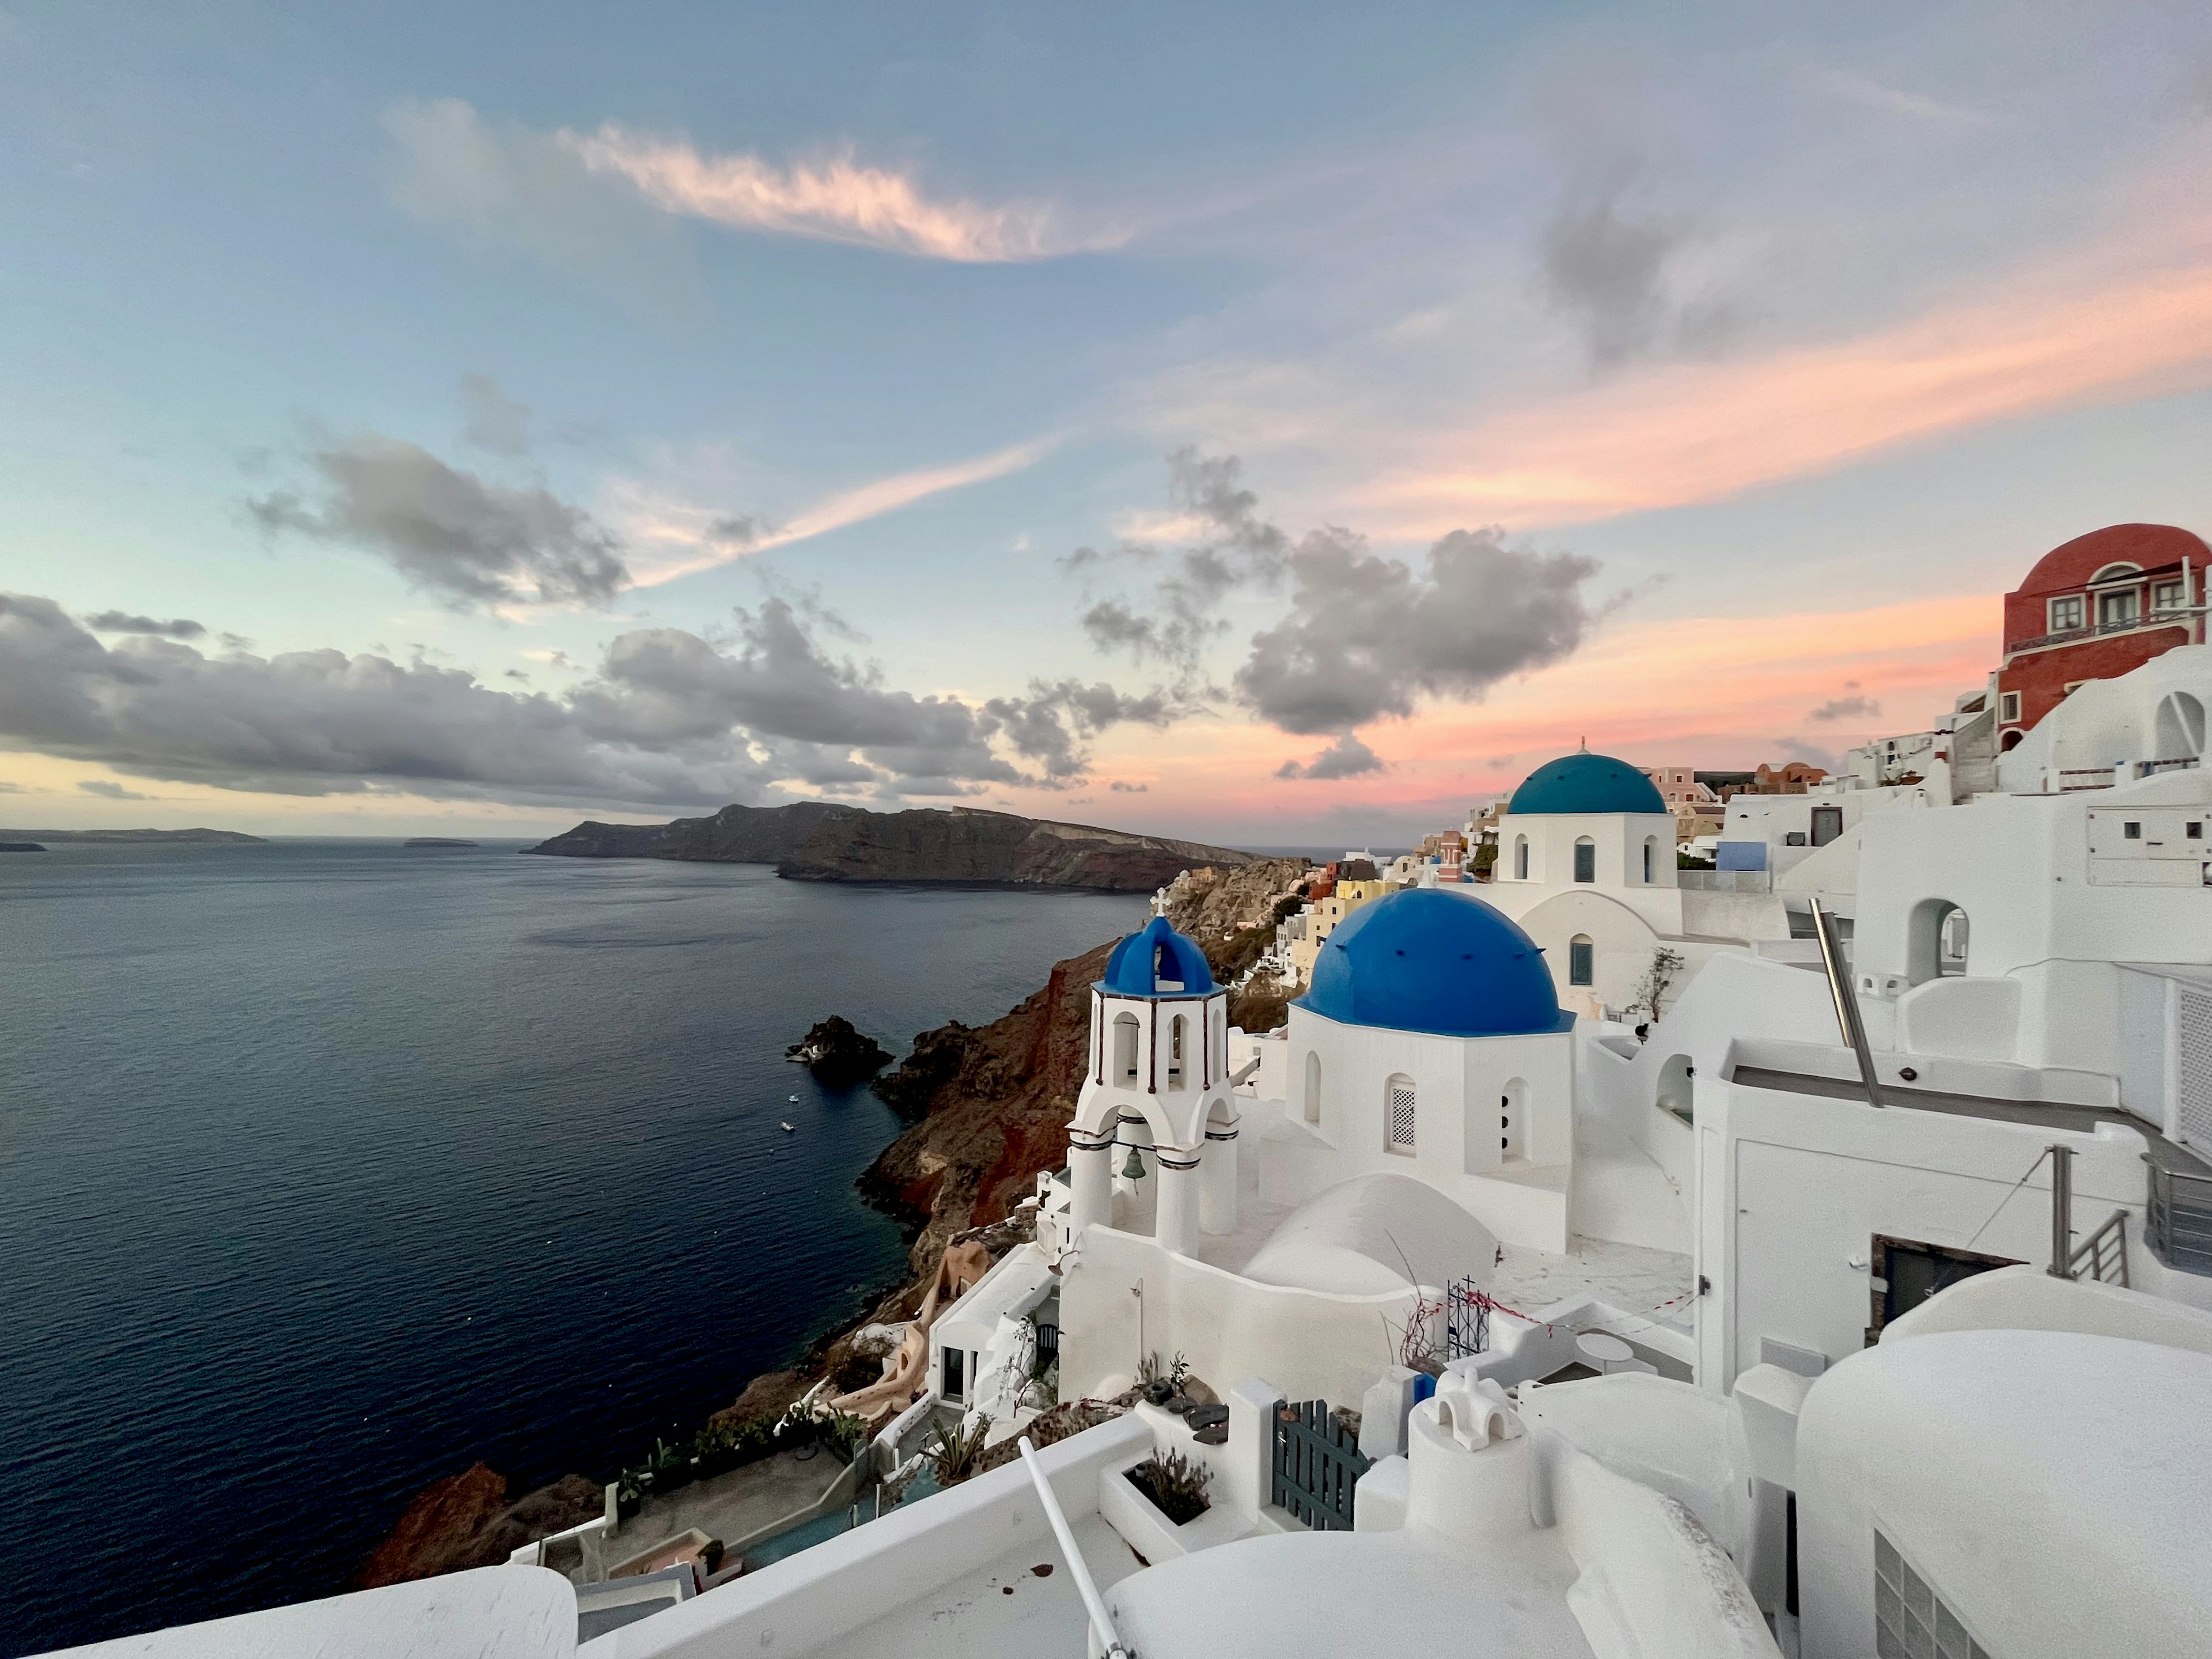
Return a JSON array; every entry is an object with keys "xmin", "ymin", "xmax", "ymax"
[{"xmin": 809, "ymin": 1514, "xmax": 1145, "ymax": 1659}]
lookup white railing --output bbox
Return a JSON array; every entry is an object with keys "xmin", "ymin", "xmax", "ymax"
[{"xmin": 1018, "ymin": 1436, "xmax": 1130, "ymax": 1659}]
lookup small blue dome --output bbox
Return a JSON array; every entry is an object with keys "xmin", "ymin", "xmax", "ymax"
[
  {"xmin": 1101, "ymin": 914, "xmax": 1216, "ymax": 997},
  {"xmin": 1297, "ymin": 889, "xmax": 1560, "ymax": 1037},
  {"xmin": 1508, "ymin": 752, "xmax": 1666, "ymax": 816}
]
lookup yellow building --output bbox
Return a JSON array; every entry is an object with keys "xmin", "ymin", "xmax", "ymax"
[{"xmin": 1286, "ymin": 880, "xmax": 1386, "ymax": 985}]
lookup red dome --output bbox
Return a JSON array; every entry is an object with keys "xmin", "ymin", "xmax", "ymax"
[{"xmin": 2013, "ymin": 524, "xmax": 2211, "ymax": 600}]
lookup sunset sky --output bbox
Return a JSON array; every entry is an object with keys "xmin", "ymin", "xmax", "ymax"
[{"xmin": 5, "ymin": 2, "xmax": 2212, "ymax": 843}]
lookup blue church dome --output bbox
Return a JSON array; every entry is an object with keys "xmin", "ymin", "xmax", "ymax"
[
  {"xmin": 1101, "ymin": 914, "xmax": 1217, "ymax": 997},
  {"xmin": 1507, "ymin": 751, "xmax": 1666, "ymax": 816},
  {"xmin": 1297, "ymin": 889, "xmax": 1562, "ymax": 1038}
]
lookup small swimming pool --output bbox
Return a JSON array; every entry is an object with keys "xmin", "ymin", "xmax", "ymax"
[{"xmin": 744, "ymin": 1468, "xmax": 945, "ymax": 1568}]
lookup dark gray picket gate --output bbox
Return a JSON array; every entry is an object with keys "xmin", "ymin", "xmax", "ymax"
[{"xmin": 1271, "ymin": 1398, "xmax": 1372, "ymax": 1531}]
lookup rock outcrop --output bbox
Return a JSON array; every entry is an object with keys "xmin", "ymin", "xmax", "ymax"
[
  {"xmin": 787, "ymin": 1016, "xmax": 895, "ymax": 1086},
  {"xmin": 0, "ymin": 827, "xmax": 267, "ymax": 843},
  {"xmin": 522, "ymin": 804, "xmax": 1256, "ymax": 894},
  {"xmin": 356, "ymin": 1465, "xmax": 603, "ymax": 1587}
]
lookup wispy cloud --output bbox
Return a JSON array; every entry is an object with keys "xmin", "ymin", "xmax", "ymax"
[
  {"xmin": 1362, "ymin": 212, "xmax": 2212, "ymax": 532},
  {"xmin": 563, "ymin": 126, "xmax": 1113, "ymax": 263},
  {"xmin": 616, "ymin": 435, "xmax": 1060, "ymax": 586},
  {"xmin": 1815, "ymin": 69, "xmax": 1992, "ymax": 132}
]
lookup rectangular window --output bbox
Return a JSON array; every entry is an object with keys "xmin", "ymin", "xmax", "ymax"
[
  {"xmin": 1569, "ymin": 939, "xmax": 1594, "ymax": 986},
  {"xmin": 2126, "ymin": 821, "xmax": 2142, "ymax": 839},
  {"xmin": 1386, "ymin": 1080, "xmax": 1416, "ymax": 1155},
  {"xmin": 2047, "ymin": 594, "xmax": 2083, "ymax": 632},
  {"xmin": 1874, "ymin": 1531, "xmax": 1992, "ymax": 1659},
  {"xmin": 1572, "ymin": 841, "xmax": 1595, "ymax": 882},
  {"xmin": 2100, "ymin": 588, "xmax": 2140, "ymax": 628},
  {"xmin": 1999, "ymin": 690, "xmax": 2020, "ymax": 724},
  {"xmin": 2155, "ymin": 579, "xmax": 2186, "ymax": 613},
  {"xmin": 2190, "ymin": 822, "xmax": 2203, "ymax": 840},
  {"xmin": 940, "ymin": 1347, "xmax": 966, "ymax": 1403}
]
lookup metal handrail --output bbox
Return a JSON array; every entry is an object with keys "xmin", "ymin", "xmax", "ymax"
[
  {"xmin": 1811, "ymin": 899, "xmax": 1883, "ymax": 1109},
  {"xmin": 2069, "ymin": 1209, "xmax": 2130, "ymax": 1287},
  {"xmin": 1017, "ymin": 1435, "xmax": 1129, "ymax": 1659}
]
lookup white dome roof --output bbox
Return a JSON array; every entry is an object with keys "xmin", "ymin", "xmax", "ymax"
[{"xmin": 1241, "ymin": 1172, "xmax": 1498, "ymax": 1297}]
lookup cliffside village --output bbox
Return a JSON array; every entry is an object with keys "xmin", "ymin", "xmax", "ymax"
[{"xmin": 73, "ymin": 522, "xmax": 2212, "ymax": 1659}]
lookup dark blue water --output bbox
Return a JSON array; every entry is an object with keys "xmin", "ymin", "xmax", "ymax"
[{"xmin": 0, "ymin": 840, "xmax": 1141, "ymax": 1656}]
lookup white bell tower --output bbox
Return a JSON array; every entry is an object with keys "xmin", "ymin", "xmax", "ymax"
[{"xmin": 1066, "ymin": 901, "xmax": 1238, "ymax": 1257}]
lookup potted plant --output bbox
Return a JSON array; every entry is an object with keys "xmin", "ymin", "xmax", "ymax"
[
  {"xmin": 615, "ymin": 1470, "xmax": 646, "ymax": 1520},
  {"xmin": 649, "ymin": 1438, "xmax": 693, "ymax": 1493},
  {"xmin": 692, "ymin": 1422, "xmax": 738, "ymax": 1480},
  {"xmin": 1124, "ymin": 1448, "xmax": 1211, "ymax": 1525},
  {"xmin": 1138, "ymin": 1350, "xmax": 1190, "ymax": 1408},
  {"xmin": 818, "ymin": 1410, "xmax": 868, "ymax": 1465},
  {"xmin": 922, "ymin": 1414, "xmax": 993, "ymax": 1487}
]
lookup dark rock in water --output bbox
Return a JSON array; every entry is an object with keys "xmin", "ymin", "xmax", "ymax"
[
  {"xmin": 402, "ymin": 838, "xmax": 479, "ymax": 848},
  {"xmin": 355, "ymin": 1464, "xmax": 603, "ymax": 1587},
  {"xmin": 0, "ymin": 842, "xmax": 46, "ymax": 853},
  {"xmin": 787, "ymin": 1016, "xmax": 894, "ymax": 1086},
  {"xmin": 521, "ymin": 801, "xmax": 1256, "ymax": 893}
]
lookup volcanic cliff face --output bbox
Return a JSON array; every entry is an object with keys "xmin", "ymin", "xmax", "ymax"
[{"xmin": 522, "ymin": 803, "xmax": 1256, "ymax": 894}]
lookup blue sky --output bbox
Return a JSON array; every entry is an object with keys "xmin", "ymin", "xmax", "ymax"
[{"xmin": 4, "ymin": 1, "xmax": 2212, "ymax": 841}]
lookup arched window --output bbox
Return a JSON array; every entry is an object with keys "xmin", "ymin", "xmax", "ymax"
[
  {"xmin": 1906, "ymin": 899, "xmax": 1965, "ymax": 985},
  {"xmin": 1167, "ymin": 1014, "xmax": 1187, "ymax": 1089},
  {"xmin": 1113, "ymin": 1012, "xmax": 1141, "ymax": 1084},
  {"xmin": 1153, "ymin": 941, "xmax": 1185, "ymax": 991},
  {"xmin": 1385, "ymin": 1073, "xmax": 1416, "ymax": 1156},
  {"xmin": 1513, "ymin": 836, "xmax": 1529, "ymax": 880},
  {"xmin": 1569, "ymin": 934, "xmax": 1594, "ymax": 987},
  {"xmin": 2158, "ymin": 691, "xmax": 2206, "ymax": 760},
  {"xmin": 1641, "ymin": 836, "xmax": 1657, "ymax": 883},
  {"xmin": 1303, "ymin": 1050, "xmax": 1322, "ymax": 1124},
  {"xmin": 1655, "ymin": 1054, "xmax": 1693, "ymax": 1125},
  {"xmin": 1573, "ymin": 837, "xmax": 1596, "ymax": 882}
]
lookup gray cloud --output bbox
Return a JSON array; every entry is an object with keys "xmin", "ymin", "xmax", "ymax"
[
  {"xmin": 1071, "ymin": 449, "xmax": 1286, "ymax": 678},
  {"xmin": 78, "ymin": 779, "xmax": 151, "ymax": 800},
  {"xmin": 1275, "ymin": 732, "xmax": 1383, "ymax": 781},
  {"xmin": 84, "ymin": 612, "xmax": 207, "ymax": 639},
  {"xmin": 1539, "ymin": 170, "xmax": 1741, "ymax": 369},
  {"xmin": 1237, "ymin": 528, "xmax": 1597, "ymax": 736},
  {"xmin": 0, "ymin": 592, "xmax": 1179, "ymax": 810},
  {"xmin": 461, "ymin": 373, "xmax": 532, "ymax": 456},
  {"xmin": 384, "ymin": 100, "xmax": 701, "ymax": 317},
  {"xmin": 709, "ymin": 513, "xmax": 772, "ymax": 549},
  {"xmin": 0, "ymin": 781, "xmax": 24, "ymax": 794},
  {"xmin": 1080, "ymin": 454, "xmax": 1602, "ymax": 740},
  {"xmin": 248, "ymin": 435, "xmax": 630, "ymax": 611},
  {"xmin": 1807, "ymin": 692, "xmax": 1881, "ymax": 722},
  {"xmin": 1109, "ymin": 780, "xmax": 1149, "ymax": 793}
]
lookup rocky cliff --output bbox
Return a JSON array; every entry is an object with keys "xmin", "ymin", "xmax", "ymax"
[
  {"xmin": 356, "ymin": 1464, "xmax": 603, "ymax": 1588},
  {"xmin": 522, "ymin": 803, "xmax": 1256, "ymax": 893}
]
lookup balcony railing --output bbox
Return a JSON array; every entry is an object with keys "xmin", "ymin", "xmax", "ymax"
[
  {"xmin": 2008, "ymin": 611, "xmax": 2191, "ymax": 654},
  {"xmin": 2145, "ymin": 1160, "xmax": 2212, "ymax": 1277}
]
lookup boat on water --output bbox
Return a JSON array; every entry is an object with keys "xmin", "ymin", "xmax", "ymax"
[{"xmin": 789, "ymin": 1093, "xmax": 800, "ymax": 1102}]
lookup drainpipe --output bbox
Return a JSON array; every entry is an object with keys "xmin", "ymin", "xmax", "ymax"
[
  {"xmin": 2048, "ymin": 1144, "xmax": 2074, "ymax": 1278},
  {"xmin": 1810, "ymin": 899, "xmax": 1884, "ymax": 1109}
]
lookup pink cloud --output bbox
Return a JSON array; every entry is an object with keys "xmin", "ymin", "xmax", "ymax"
[{"xmin": 1363, "ymin": 218, "xmax": 2212, "ymax": 532}]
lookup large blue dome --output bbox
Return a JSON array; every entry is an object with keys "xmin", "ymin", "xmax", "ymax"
[
  {"xmin": 1297, "ymin": 889, "xmax": 1562, "ymax": 1037},
  {"xmin": 1101, "ymin": 914, "xmax": 1216, "ymax": 997},
  {"xmin": 1507, "ymin": 752, "xmax": 1666, "ymax": 816}
]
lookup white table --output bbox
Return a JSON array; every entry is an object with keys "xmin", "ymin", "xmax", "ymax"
[{"xmin": 1575, "ymin": 1332, "xmax": 1635, "ymax": 1374}]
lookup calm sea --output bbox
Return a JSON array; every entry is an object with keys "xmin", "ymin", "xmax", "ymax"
[{"xmin": 0, "ymin": 839, "xmax": 1142, "ymax": 1656}]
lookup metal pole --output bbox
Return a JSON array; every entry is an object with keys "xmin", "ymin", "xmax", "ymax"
[
  {"xmin": 1811, "ymin": 899, "xmax": 1884, "ymax": 1109},
  {"xmin": 2048, "ymin": 1144, "xmax": 2074, "ymax": 1278},
  {"xmin": 1017, "ymin": 1437, "xmax": 1129, "ymax": 1659}
]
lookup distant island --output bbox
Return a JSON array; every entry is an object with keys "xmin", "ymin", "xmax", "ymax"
[
  {"xmin": 522, "ymin": 802, "xmax": 1256, "ymax": 893},
  {"xmin": 402, "ymin": 838, "xmax": 480, "ymax": 849},
  {"xmin": 0, "ymin": 827, "xmax": 267, "ymax": 844},
  {"xmin": 0, "ymin": 842, "xmax": 45, "ymax": 853}
]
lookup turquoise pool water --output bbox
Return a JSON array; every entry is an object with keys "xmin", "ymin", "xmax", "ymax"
[{"xmin": 745, "ymin": 1468, "xmax": 946, "ymax": 1567}]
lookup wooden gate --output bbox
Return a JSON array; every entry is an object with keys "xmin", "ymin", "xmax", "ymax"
[{"xmin": 1271, "ymin": 1399, "xmax": 1372, "ymax": 1531}]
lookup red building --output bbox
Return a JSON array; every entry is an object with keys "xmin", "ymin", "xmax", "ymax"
[{"xmin": 1996, "ymin": 524, "xmax": 2210, "ymax": 749}]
